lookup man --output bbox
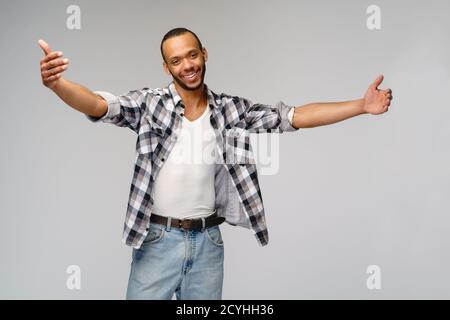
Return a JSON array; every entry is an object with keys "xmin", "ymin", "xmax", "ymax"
[{"xmin": 38, "ymin": 27, "xmax": 393, "ymax": 300}]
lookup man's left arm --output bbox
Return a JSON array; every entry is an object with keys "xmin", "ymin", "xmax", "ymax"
[{"xmin": 291, "ymin": 75, "xmax": 393, "ymax": 129}]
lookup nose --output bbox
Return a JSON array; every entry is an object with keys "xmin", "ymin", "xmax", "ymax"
[{"xmin": 182, "ymin": 58, "xmax": 195, "ymax": 71}]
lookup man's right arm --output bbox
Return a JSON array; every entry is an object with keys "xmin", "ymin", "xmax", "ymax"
[
  {"xmin": 39, "ymin": 39, "xmax": 149, "ymax": 133},
  {"xmin": 38, "ymin": 39, "xmax": 107, "ymax": 119},
  {"xmin": 51, "ymin": 78, "xmax": 108, "ymax": 119}
]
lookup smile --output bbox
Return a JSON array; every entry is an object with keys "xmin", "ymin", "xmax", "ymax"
[{"xmin": 182, "ymin": 70, "xmax": 199, "ymax": 81}]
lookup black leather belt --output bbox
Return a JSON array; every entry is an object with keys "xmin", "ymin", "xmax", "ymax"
[{"xmin": 149, "ymin": 212, "xmax": 225, "ymax": 230}]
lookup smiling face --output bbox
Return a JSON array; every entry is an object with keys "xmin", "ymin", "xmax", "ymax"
[{"xmin": 162, "ymin": 32, "xmax": 208, "ymax": 91}]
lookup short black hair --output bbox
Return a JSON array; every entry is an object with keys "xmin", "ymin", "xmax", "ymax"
[{"xmin": 160, "ymin": 27, "xmax": 203, "ymax": 63}]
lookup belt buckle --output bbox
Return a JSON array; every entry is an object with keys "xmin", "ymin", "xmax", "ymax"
[{"xmin": 178, "ymin": 219, "xmax": 188, "ymax": 229}]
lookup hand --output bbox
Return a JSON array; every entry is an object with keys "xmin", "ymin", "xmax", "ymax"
[
  {"xmin": 38, "ymin": 39, "xmax": 70, "ymax": 90},
  {"xmin": 362, "ymin": 75, "xmax": 393, "ymax": 115}
]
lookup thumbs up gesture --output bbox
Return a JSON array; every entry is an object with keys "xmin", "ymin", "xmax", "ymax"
[
  {"xmin": 362, "ymin": 75, "xmax": 393, "ymax": 115},
  {"xmin": 38, "ymin": 39, "xmax": 70, "ymax": 90}
]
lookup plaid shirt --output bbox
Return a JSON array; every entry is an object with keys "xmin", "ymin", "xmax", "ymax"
[{"xmin": 86, "ymin": 81, "xmax": 299, "ymax": 249}]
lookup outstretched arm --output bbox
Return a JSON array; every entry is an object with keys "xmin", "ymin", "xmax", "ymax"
[
  {"xmin": 38, "ymin": 39, "xmax": 107, "ymax": 118},
  {"xmin": 39, "ymin": 39, "xmax": 147, "ymax": 132},
  {"xmin": 291, "ymin": 75, "xmax": 393, "ymax": 129}
]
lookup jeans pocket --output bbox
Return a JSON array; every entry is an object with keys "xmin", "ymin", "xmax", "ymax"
[
  {"xmin": 142, "ymin": 223, "xmax": 165, "ymax": 245},
  {"xmin": 205, "ymin": 225, "xmax": 224, "ymax": 247}
]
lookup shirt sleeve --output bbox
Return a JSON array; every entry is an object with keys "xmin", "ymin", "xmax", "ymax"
[
  {"xmin": 287, "ymin": 107, "xmax": 295, "ymax": 126},
  {"xmin": 242, "ymin": 98, "xmax": 299, "ymax": 133},
  {"xmin": 85, "ymin": 89, "xmax": 148, "ymax": 133}
]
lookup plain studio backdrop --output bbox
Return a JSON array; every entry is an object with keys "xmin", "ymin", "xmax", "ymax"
[{"xmin": 0, "ymin": 0, "xmax": 449, "ymax": 299}]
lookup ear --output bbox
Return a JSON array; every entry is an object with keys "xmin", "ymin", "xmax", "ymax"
[
  {"xmin": 163, "ymin": 62, "xmax": 170, "ymax": 75},
  {"xmin": 202, "ymin": 47, "xmax": 208, "ymax": 62}
]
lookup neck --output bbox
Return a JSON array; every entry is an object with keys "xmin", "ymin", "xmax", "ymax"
[{"xmin": 174, "ymin": 81, "xmax": 207, "ymax": 110}]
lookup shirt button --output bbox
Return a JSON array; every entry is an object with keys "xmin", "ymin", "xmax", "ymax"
[
  {"xmin": 161, "ymin": 158, "xmax": 165, "ymax": 162},
  {"xmin": 180, "ymin": 113, "xmax": 184, "ymax": 117}
]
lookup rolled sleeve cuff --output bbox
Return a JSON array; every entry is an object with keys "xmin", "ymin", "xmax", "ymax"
[
  {"xmin": 277, "ymin": 101, "xmax": 299, "ymax": 132},
  {"xmin": 85, "ymin": 91, "xmax": 121, "ymax": 122},
  {"xmin": 288, "ymin": 107, "xmax": 295, "ymax": 126}
]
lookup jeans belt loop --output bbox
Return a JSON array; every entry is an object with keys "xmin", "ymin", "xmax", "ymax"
[
  {"xmin": 166, "ymin": 216, "xmax": 172, "ymax": 232},
  {"xmin": 201, "ymin": 217, "xmax": 206, "ymax": 232}
]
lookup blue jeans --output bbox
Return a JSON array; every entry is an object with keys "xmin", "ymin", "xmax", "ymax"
[{"xmin": 126, "ymin": 221, "xmax": 224, "ymax": 300}]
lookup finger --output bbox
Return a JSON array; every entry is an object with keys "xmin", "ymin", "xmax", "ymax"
[
  {"xmin": 38, "ymin": 39, "xmax": 52, "ymax": 56},
  {"xmin": 41, "ymin": 58, "xmax": 69, "ymax": 71},
  {"xmin": 371, "ymin": 74, "xmax": 384, "ymax": 90},
  {"xmin": 41, "ymin": 57, "xmax": 69, "ymax": 70},
  {"xmin": 41, "ymin": 51, "xmax": 64, "ymax": 64},
  {"xmin": 45, "ymin": 73, "xmax": 62, "ymax": 82},
  {"xmin": 42, "ymin": 64, "xmax": 68, "ymax": 78}
]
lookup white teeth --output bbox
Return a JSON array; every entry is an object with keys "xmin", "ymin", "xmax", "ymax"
[{"xmin": 184, "ymin": 71, "xmax": 197, "ymax": 79}]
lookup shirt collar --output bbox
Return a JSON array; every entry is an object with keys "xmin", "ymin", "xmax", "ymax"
[{"xmin": 168, "ymin": 81, "xmax": 222, "ymax": 110}]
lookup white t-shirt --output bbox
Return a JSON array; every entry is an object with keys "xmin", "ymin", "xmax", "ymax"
[{"xmin": 151, "ymin": 105, "xmax": 218, "ymax": 219}]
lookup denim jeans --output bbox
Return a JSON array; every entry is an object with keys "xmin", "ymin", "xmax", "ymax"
[{"xmin": 126, "ymin": 221, "xmax": 224, "ymax": 300}]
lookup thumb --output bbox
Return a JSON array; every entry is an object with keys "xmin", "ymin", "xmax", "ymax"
[
  {"xmin": 38, "ymin": 39, "xmax": 51, "ymax": 55},
  {"xmin": 371, "ymin": 74, "xmax": 384, "ymax": 90}
]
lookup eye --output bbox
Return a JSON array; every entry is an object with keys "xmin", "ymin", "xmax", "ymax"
[
  {"xmin": 171, "ymin": 60, "xmax": 179, "ymax": 65},
  {"xmin": 191, "ymin": 53, "xmax": 198, "ymax": 58}
]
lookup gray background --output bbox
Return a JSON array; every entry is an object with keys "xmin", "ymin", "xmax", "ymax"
[{"xmin": 1, "ymin": 0, "xmax": 449, "ymax": 299}]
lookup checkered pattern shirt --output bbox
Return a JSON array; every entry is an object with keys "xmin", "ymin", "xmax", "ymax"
[{"xmin": 86, "ymin": 81, "xmax": 299, "ymax": 248}]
